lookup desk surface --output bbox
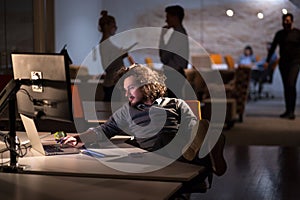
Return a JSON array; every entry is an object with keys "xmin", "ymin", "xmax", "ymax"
[
  {"xmin": 0, "ymin": 132, "xmax": 205, "ymax": 183},
  {"xmin": 0, "ymin": 172, "xmax": 181, "ymax": 200},
  {"xmin": 18, "ymin": 153, "xmax": 205, "ymax": 182}
]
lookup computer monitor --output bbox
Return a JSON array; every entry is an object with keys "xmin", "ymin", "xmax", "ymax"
[{"xmin": 11, "ymin": 53, "xmax": 74, "ymax": 126}]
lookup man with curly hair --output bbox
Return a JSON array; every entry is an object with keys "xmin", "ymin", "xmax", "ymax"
[
  {"xmin": 63, "ymin": 64, "xmax": 206, "ymax": 160},
  {"xmin": 62, "ymin": 64, "xmax": 227, "ymax": 189}
]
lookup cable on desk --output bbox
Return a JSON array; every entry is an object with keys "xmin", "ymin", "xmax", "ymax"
[{"xmin": 1, "ymin": 131, "xmax": 30, "ymax": 158}]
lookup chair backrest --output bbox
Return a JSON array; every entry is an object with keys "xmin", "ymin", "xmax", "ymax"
[
  {"xmin": 210, "ymin": 54, "xmax": 223, "ymax": 64},
  {"xmin": 234, "ymin": 65, "xmax": 252, "ymax": 117},
  {"xmin": 255, "ymin": 55, "xmax": 261, "ymax": 62},
  {"xmin": 264, "ymin": 58, "xmax": 279, "ymax": 83},
  {"xmin": 191, "ymin": 54, "xmax": 212, "ymax": 69},
  {"xmin": 71, "ymin": 84, "xmax": 84, "ymax": 119},
  {"xmin": 185, "ymin": 100, "xmax": 202, "ymax": 120},
  {"xmin": 144, "ymin": 57, "xmax": 154, "ymax": 68},
  {"xmin": 224, "ymin": 55, "xmax": 235, "ymax": 69}
]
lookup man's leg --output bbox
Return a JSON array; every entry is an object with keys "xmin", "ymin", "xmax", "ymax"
[
  {"xmin": 286, "ymin": 65, "xmax": 300, "ymax": 118},
  {"xmin": 279, "ymin": 66, "xmax": 290, "ymax": 117}
]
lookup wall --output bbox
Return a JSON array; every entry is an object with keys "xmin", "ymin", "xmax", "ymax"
[
  {"xmin": 103, "ymin": 0, "xmax": 299, "ymax": 60},
  {"xmin": 55, "ymin": 0, "xmax": 299, "ymax": 66},
  {"xmin": 54, "ymin": 0, "xmax": 102, "ymax": 66},
  {"xmin": 54, "ymin": 0, "xmax": 300, "ymax": 95}
]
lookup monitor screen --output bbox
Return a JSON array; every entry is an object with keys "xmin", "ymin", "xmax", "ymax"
[{"xmin": 11, "ymin": 53, "xmax": 74, "ymax": 124}]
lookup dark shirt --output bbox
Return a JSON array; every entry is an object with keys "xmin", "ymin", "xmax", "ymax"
[
  {"xmin": 159, "ymin": 25, "xmax": 189, "ymax": 71},
  {"xmin": 267, "ymin": 28, "xmax": 300, "ymax": 65},
  {"xmin": 90, "ymin": 98, "xmax": 197, "ymax": 151}
]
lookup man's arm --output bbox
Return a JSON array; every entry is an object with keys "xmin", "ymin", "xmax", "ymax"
[
  {"xmin": 62, "ymin": 105, "xmax": 129, "ymax": 146},
  {"xmin": 266, "ymin": 31, "xmax": 280, "ymax": 63}
]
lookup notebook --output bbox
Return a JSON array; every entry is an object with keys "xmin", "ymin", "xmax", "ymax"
[{"xmin": 20, "ymin": 114, "xmax": 80, "ymax": 156}]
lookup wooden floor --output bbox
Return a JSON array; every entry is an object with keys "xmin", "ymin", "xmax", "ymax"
[
  {"xmin": 191, "ymin": 145, "xmax": 300, "ymax": 200},
  {"xmin": 190, "ymin": 96, "xmax": 300, "ymax": 200}
]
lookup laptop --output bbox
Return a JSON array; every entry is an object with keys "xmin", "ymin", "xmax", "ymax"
[{"xmin": 20, "ymin": 114, "xmax": 80, "ymax": 156}]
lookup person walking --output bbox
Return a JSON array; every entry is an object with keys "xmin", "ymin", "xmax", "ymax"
[{"xmin": 265, "ymin": 13, "xmax": 300, "ymax": 120}]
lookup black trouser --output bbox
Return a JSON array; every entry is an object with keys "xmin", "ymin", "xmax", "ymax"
[{"xmin": 279, "ymin": 63, "xmax": 300, "ymax": 114}]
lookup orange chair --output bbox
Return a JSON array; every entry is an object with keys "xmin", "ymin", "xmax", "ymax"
[
  {"xmin": 185, "ymin": 100, "xmax": 202, "ymax": 120},
  {"xmin": 144, "ymin": 57, "xmax": 154, "ymax": 68},
  {"xmin": 255, "ymin": 55, "xmax": 261, "ymax": 62},
  {"xmin": 210, "ymin": 54, "xmax": 223, "ymax": 64},
  {"xmin": 224, "ymin": 55, "xmax": 235, "ymax": 69},
  {"xmin": 71, "ymin": 85, "xmax": 84, "ymax": 119}
]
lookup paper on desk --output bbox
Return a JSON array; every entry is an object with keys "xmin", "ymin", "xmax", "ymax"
[{"xmin": 85, "ymin": 147, "xmax": 147, "ymax": 157}]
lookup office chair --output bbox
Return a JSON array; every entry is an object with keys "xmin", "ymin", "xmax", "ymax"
[
  {"xmin": 144, "ymin": 57, "xmax": 154, "ymax": 68},
  {"xmin": 209, "ymin": 54, "xmax": 223, "ymax": 64},
  {"xmin": 224, "ymin": 55, "xmax": 235, "ymax": 69},
  {"xmin": 258, "ymin": 58, "xmax": 279, "ymax": 99},
  {"xmin": 250, "ymin": 58, "xmax": 279, "ymax": 100}
]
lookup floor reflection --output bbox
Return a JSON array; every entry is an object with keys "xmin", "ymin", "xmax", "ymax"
[{"xmin": 191, "ymin": 145, "xmax": 300, "ymax": 200}]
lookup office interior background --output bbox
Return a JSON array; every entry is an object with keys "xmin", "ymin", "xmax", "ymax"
[
  {"xmin": 1, "ymin": 1, "xmax": 300, "ymax": 199},
  {"xmin": 1, "ymin": 0, "xmax": 300, "ymax": 96}
]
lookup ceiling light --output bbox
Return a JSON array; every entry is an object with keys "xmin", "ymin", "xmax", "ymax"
[
  {"xmin": 257, "ymin": 12, "xmax": 264, "ymax": 19},
  {"xmin": 226, "ymin": 9, "xmax": 234, "ymax": 17},
  {"xmin": 282, "ymin": 8, "xmax": 288, "ymax": 14}
]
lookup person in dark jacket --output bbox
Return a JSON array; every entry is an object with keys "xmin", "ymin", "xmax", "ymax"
[{"xmin": 265, "ymin": 13, "xmax": 300, "ymax": 120}]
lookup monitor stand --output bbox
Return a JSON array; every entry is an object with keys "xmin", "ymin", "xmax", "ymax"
[{"xmin": 0, "ymin": 80, "xmax": 26, "ymax": 173}]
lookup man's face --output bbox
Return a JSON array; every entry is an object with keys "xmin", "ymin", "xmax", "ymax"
[
  {"xmin": 282, "ymin": 16, "xmax": 293, "ymax": 30},
  {"xmin": 165, "ymin": 13, "xmax": 175, "ymax": 27},
  {"xmin": 123, "ymin": 75, "xmax": 144, "ymax": 107}
]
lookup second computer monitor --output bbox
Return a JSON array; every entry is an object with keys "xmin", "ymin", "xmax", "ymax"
[{"xmin": 11, "ymin": 53, "xmax": 73, "ymax": 123}]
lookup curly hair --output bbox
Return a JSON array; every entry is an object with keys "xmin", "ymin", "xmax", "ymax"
[{"xmin": 117, "ymin": 64, "xmax": 167, "ymax": 102}]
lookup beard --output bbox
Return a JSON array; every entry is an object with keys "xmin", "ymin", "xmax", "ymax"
[
  {"xmin": 129, "ymin": 96, "xmax": 149, "ymax": 108},
  {"xmin": 283, "ymin": 23, "xmax": 292, "ymax": 30}
]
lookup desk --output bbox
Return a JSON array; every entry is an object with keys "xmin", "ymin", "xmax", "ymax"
[
  {"xmin": 17, "ymin": 153, "xmax": 205, "ymax": 183},
  {"xmin": 0, "ymin": 132, "xmax": 206, "ymax": 198},
  {"xmin": 0, "ymin": 172, "xmax": 181, "ymax": 200},
  {"xmin": 1, "ymin": 132, "xmax": 206, "ymax": 182}
]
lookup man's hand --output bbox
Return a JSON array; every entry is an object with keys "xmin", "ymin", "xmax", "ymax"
[{"xmin": 61, "ymin": 134, "xmax": 81, "ymax": 146}]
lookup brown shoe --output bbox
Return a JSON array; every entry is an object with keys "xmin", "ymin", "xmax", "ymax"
[
  {"xmin": 182, "ymin": 119, "xmax": 209, "ymax": 161},
  {"xmin": 209, "ymin": 133, "xmax": 227, "ymax": 176}
]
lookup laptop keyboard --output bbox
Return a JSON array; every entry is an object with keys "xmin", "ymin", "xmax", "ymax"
[{"xmin": 44, "ymin": 145, "xmax": 64, "ymax": 153}]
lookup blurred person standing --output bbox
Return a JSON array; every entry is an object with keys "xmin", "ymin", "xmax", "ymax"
[
  {"xmin": 98, "ymin": 10, "xmax": 128, "ymax": 101},
  {"xmin": 265, "ymin": 13, "xmax": 300, "ymax": 120},
  {"xmin": 159, "ymin": 5, "xmax": 189, "ymax": 98}
]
